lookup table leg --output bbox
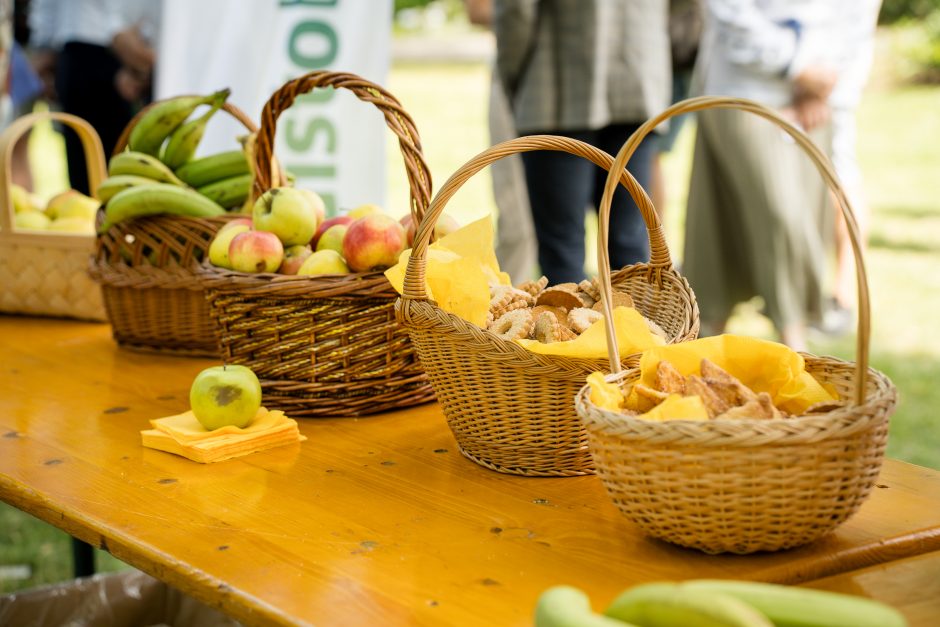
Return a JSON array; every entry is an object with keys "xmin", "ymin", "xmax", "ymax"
[{"xmin": 71, "ymin": 538, "xmax": 95, "ymax": 578}]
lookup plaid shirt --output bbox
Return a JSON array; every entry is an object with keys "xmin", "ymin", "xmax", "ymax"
[{"xmin": 494, "ymin": 0, "xmax": 670, "ymax": 134}]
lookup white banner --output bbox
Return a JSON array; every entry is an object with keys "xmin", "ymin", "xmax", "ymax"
[{"xmin": 156, "ymin": 0, "xmax": 391, "ymax": 216}]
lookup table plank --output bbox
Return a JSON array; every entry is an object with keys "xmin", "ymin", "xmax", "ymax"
[
  {"xmin": 2, "ymin": 318, "xmax": 940, "ymax": 626},
  {"xmin": 802, "ymin": 550, "xmax": 940, "ymax": 627}
]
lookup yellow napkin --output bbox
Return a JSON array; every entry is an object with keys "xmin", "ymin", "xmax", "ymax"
[
  {"xmin": 586, "ymin": 372, "xmax": 624, "ymax": 410},
  {"xmin": 517, "ymin": 306, "xmax": 665, "ymax": 358},
  {"xmin": 385, "ymin": 215, "xmax": 510, "ymax": 327},
  {"xmin": 141, "ymin": 407, "xmax": 305, "ymax": 463},
  {"xmin": 630, "ymin": 334, "xmax": 837, "ymax": 415},
  {"xmin": 640, "ymin": 394, "xmax": 709, "ymax": 421}
]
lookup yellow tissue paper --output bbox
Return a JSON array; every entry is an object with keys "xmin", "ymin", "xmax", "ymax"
[
  {"xmin": 586, "ymin": 372, "xmax": 624, "ymax": 411},
  {"xmin": 385, "ymin": 215, "xmax": 510, "ymax": 327},
  {"xmin": 639, "ymin": 394, "xmax": 709, "ymax": 422},
  {"xmin": 517, "ymin": 306, "xmax": 665, "ymax": 359},
  {"xmin": 632, "ymin": 334, "xmax": 837, "ymax": 415}
]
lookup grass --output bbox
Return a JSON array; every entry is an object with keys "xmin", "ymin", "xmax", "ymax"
[{"xmin": 3, "ymin": 54, "xmax": 940, "ymax": 594}]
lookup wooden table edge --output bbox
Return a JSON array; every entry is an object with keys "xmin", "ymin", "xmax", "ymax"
[{"xmin": 0, "ymin": 474, "xmax": 299, "ymax": 627}]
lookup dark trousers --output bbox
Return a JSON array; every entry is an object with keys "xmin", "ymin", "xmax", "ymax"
[
  {"xmin": 55, "ymin": 42, "xmax": 138, "ymax": 194},
  {"xmin": 520, "ymin": 123, "xmax": 655, "ymax": 284}
]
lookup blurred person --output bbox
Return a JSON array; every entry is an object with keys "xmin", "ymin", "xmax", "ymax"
[
  {"xmin": 650, "ymin": 0, "xmax": 702, "ymax": 220},
  {"xmin": 0, "ymin": 0, "xmax": 42, "ymax": 189},
  {"xmin": 818, "ymin": 0, "xmax": 881, "ymax": 336},
  {"xmin": 465, "ymin": 0, "xmax": 537, "ymax": 283},
  {"xmin": 493, "ymin": 0, "xmax": 670, "ymax": 285},
  {"xmin": 28, "ymin": 0, "xmax": 159, "ymax": 194},
  {"xmin": 683, "ymin": 0, "xmax": 865, "ymax": 351}
]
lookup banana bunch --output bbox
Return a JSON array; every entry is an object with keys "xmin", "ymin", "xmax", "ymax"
[
  {"xmin": 95, "ymin": 89, "xmax": 256, "ymax": 232},
  {"xmin": 535, "ymin": 580, "xmax": 908, "ymax": 627}
]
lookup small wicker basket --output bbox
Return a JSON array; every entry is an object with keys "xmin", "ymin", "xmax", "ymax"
[
  {"xmin": 88, "ymin": 100, "xmax": 257, "ymax": 356},
  {"xmin": 198, "ymin": 71, "xmax": 435, "ymax": 417},
  {"xmin": 0, "ymin": 112, "xmax": 107, "ymax": 321},
  {"xmin": 575, "ymin": 96, "xmax": 898, "ymax": 554},
  {"xmin": 397, "ymin": 135, "xmax": 699, "ymax": 477}
]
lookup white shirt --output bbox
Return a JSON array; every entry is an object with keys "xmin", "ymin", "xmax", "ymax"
[{"xmin": 29, "ymin": 0, "xmax": 161, "ymax": 50}]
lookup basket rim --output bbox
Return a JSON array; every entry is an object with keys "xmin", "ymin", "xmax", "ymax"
[
  {"xmin": 196, "ymin": 258, "xmax": 396, "ymax": 295},
  {"xmin": 574, "ymin": 356, "xmax": 897, "ymax": 446}
]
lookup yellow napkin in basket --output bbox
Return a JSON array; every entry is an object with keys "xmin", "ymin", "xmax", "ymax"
[
  {"xmin": 141, "ymin": 407, "xmax": 305, "ymax": 463},
  {"xmin": 385, "ymin": 215, "xmax": 510, "ymax": 327},
  {"xmin": 630, "ymin": 334, "xmax": 837, "ymax": 415},
  {"xmin": 517, "ymin": 306, "xmax": 665, "ymax": 359}
]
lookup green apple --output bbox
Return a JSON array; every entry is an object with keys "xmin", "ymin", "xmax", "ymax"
[
  {"xmin": 10, "ymin": 183, "xmax": 36, "ymax": 214},
  {"xmin": 315, "ymin": 223, "xmax": 348, "ymax": 254},
  {"xmin": 347, "ymin": 203, "xmax": 382, "ymax": 220},
  {"xmin": 189, "ymin": 364, "xmax": 262, "ymax": 430},
  {"xmin": 252, "ymin": 187, "xmax": 320, "ymax": 246},
  {"xmin": 14, "ymin": 210, "xmax": 51, "ymax": 230},
  {"xmin": 48, "ymin": 189, "xmax": 100, "ymax": 220},
  {"xmin": 208, "ymin": 218, "xmax": 252, "ymax": 269},
  {"xmin": 297, "ymin": 249, "xmax": 350, "ymax": 276},
  {"xmin": 48, "ymin": 216, "xmax": 95, "ymax": 234},
  {"xmin": 297, "ymin": 188, "xmax": 326, "ymax": 230}
]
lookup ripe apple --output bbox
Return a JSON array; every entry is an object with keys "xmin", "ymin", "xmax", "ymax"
[
  {"xmin": 47, "ymin": 190, "xmax": 100, "ymax": 220},
  {"xmin": 297, "ymin": 188, "xmax": 326, "ymax": 229},
  {"xmin": 252, "ymin": 187, "xmax": 320, "ymax": 246},
  {"xmin": 228, "ymin": 230, "xmax": 284, "ymax": 273},
  {"xmin": 342, "ymin": 214, "xmax": 407, "ymax": 272},
  {"xmin": 400, "ymin": 213, "xmax": 460, "ymax": 246},
  {"xmin": 347, "ymin": 203, "xmax": 382, "ymax": 220},
  {"xmin": 310, "ymin": 215, "xmax": 354, "ymax": 249},
  {"xmin": 48, "ymin": 217, "xmax": 95, "ymax": 234},
  {"xmin": 10, "ymin": 184, "xmax": 36, "ymax": 214},
  {"xmin": 297, "ymin": 249, "xmax": 350, "ymax": 276},
  {"xmin": 315, "ymin": 224, "xmax": 348, "ymax": 254},
  {"xmin": 14, "ymin": 210, "xmax": 51, "ymax": 230},
  {"xmin": 208, "ymin": 219, "xmax": 253, "ymax": 269},
  {"xmin": 189, "ymin": 364, "xmax": 262, "ymax": 430},
  {"xmin": 278, "ymin": 244, "xmax": 313, "ymax": 275}
]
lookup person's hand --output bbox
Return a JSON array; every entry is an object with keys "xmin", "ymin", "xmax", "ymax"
[
  {"xmin": 793, "ymin": 96, "xmax": 831, "ymax": 132},
  {"xmin": 114, "ymin": 66, "xmax": 147, "ymax": 103},
  {"xmin": 793, "ymin": 65, "xmax": 837, "ymax": 102},
  {"xmin": 111, "ymin": 26, "xmax": 155, "ymax": 77},
  {"xmin": 29, "ymin": 48, "xmax": 59, "ymax": 101}
]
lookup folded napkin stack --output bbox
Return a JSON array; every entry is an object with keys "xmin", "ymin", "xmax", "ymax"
[{"xmin": 141, "ymin": 407, "xmax": 305, "ymax": 463}]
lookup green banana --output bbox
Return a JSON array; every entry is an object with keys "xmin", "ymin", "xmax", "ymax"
[
  {"xmin": 109, "ymin": 151, "xmax": 187, "ymax": 187},
  {"xmin": 680, "ymin": 580, "xmax": 908, "ymax": 627},
  {"xmin": 96, "ymin": 175, "xmax": 159, "ymax": 204},
  {"xmin": 175, "ymin": 150, "xmax": 250, "ymax": 188},
  {"xmin": 128, "ymin": 89, "xmax": 230, "ymax": 156},
  {"xmin": 160, "ymin": 93, "xmax": 228, "ymax": 169},
  {"xmin": 536, "ymin": 586, "xmax": 638, "ymax": 627},
  {"xmin": 605, "ymin": 582, "xmax": 772, "ymax": 627},
  {"xmin": 197, "ymin": 173, "xmax": 252, "ymax": 209},
  {"xmin": 99, "ymin": 183, "xmax": 225, "ymax": 232}
]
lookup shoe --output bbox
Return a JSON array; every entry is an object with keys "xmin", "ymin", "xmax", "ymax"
[{"xmin": 810, "ymin": 299, "xmax": 854, "ymax": 337}]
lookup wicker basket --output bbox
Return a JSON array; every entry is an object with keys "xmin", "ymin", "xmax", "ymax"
[
  {"xmin": 0, "ymin": 112, "xmax": 106, "ymax": 321},
  {"xmin": 397, "ymin": 135, "xmax": 699, "ymax": 477},
  {"xmin": 87, "ymin": 99, "xmax": 257, "ymax": 356},
  {"xmin": 198, "ymin": 71, "xmax": 435, "ymax": 417},
  {"xmin": 575, "ymin": 96, "xmax": 898, "ymax": 554}
]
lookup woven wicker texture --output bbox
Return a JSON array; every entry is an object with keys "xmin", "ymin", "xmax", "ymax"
[
  {"xmin": 88, "ymin": 101, "xmax": 257, "ymax": 356},
  {"xmin": 0, "ymin": 112, "xmax": 107, "ymax": 321},
  {"xmin": 575, "ymin": 96, "xmax": 898, "ymax": 554},
  {"xmin": 397, "ymin": 135, "xmax": 699, "ymax": 477},
  {"xmin": 199, "ymin": 71, "xmax": 435, "ymax": 417}
]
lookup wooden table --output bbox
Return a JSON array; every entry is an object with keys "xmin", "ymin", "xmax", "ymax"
[{"xmin": 2, "ymin": 317, "xmax": 940, "ymax": 626}]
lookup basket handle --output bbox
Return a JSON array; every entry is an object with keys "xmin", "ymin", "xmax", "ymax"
[
  {"xmin": 0, "ymin": 111, "xmax": 107, "ymax": 233},
  {"xmin": 251, "ymin": 70, "xmax": 432, "ymax": 226},
  {"xmin": 400, "ymin": 134, "xmax": 666, "ymax": 305},
  {"xmin": 113, "ymin": 99, "xmax": 258, "ymax": 156},
  {"xmin": 596, "ymin": 96, "xmax": 870, "ymax": 406}
]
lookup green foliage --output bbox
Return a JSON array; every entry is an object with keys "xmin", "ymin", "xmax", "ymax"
[
  {"xmin": 394, "ymin": 0, "xmax": 436, "ymax": 14},
  {"xmin": 879, "ymin": 0, "xmax": 940, "ymax": 24}
]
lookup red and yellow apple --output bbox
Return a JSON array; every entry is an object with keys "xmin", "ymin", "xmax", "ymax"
[
  {"xmin": 342, "ymin": 214, "xmax": 406, "ymax": 272},
  {"xmin": 208, "ymin": 218, "xmax": 253, "ymax": 268},
  {"xmin": 310, "ymin": 215, "xmax": 354, "ymax": 249},
  {"xmin": 400, "ymin": 212, "xmax": 460, "ymax": 246},
  {"xmin": 228, "ymin": 230, "xmax": 284, "ymax": 273},
  {"xmin": 278, "ymin": 244, "xmax": 313, "ymax": 275},
  {"xmin": 297, "ymin": 249, "xmax": 350, "ymax": 276}
]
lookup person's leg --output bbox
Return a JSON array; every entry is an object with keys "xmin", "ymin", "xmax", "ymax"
[
  {"xmin": 520, "ymin": 129, "xmax": 595, "ymax": 284},
  {"xmin": 56, "ymin": 42, "xmax": 134, "ymax": 194},
  {"xmin": 593, "ymin": 123, "xmax": 654, "ymax": 270}
]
